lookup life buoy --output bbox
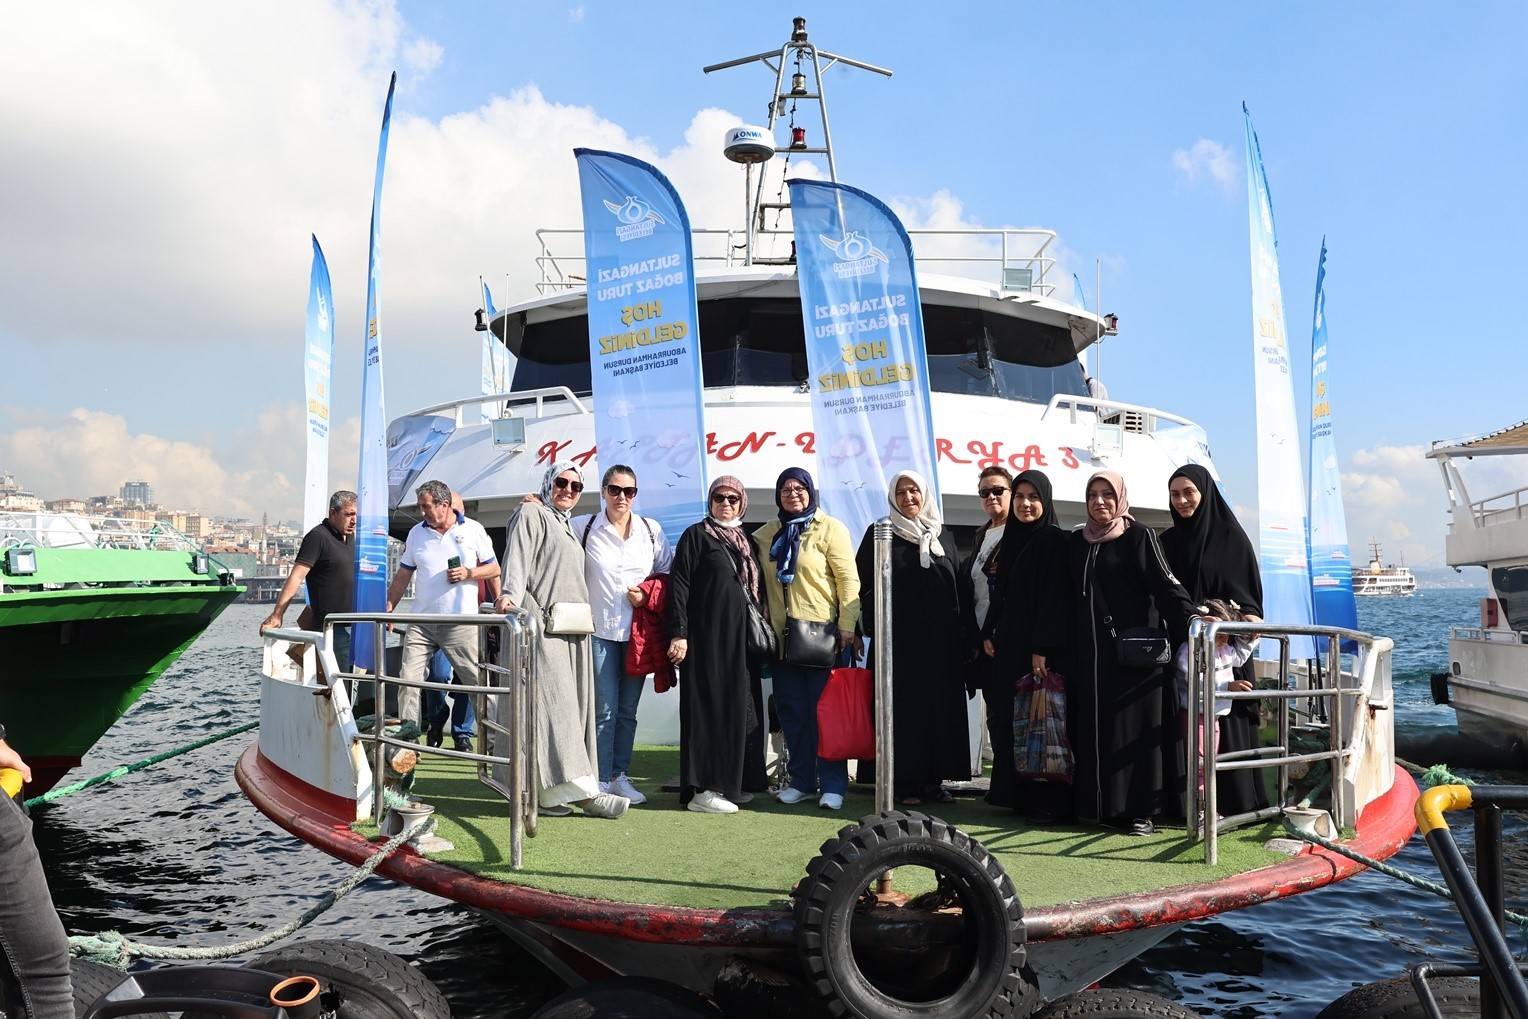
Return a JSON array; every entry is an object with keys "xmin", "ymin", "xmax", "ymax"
[
  {"xmin": 244, "ymin": 939, "xmax": 450, "ymax": 1019},
  {"xmin": 791, "ymin": 809, "xmax": 1041, "ymax": 1018},
  {"xmin": 1314, "ymin": 975, "xmax": 1483, "ymax": 1019},
  {"xmin": 530, "ymin": 975, "xmax": 723, "ymax": 1017},
  {"xmin": 1032, "ymin": 989, "xmax": 1205, "ymax": 1017}
]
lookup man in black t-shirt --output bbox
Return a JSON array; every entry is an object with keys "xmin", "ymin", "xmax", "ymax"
[{"xmin": 261, "ymin": 490, "xmax": 358, "ymax": 669}]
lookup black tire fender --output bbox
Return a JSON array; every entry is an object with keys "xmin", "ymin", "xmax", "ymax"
[
  {"xmin": 1032, "ymin": 988, "xmax": 1205, "ymax": 1017},
  {"xmin": 70, "ymin": 959, "xmax": 170, "ymax": 1019},
  {"xmin": 530, "ymin": 975, "xmax": 724, "ymax": 1017},
  {"xmin": 792, "ymin": 809, "xmax": 1040, "ymax": 1018},
  {"xmin": 1314, "ymin": 975, "xmax": 1482, "ymax": 1019},
  {"xmin": 244, "ymin": 939, "xmax": 449, "ymax": 1019}
]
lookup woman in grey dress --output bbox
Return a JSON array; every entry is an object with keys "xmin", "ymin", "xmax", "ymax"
[{"xmin": 497, "ymin": 461, "xmax": 628, "ymax": 819}]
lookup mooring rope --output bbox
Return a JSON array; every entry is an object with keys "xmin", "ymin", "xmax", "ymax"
[
  {"xmin": 24, "ymin": 721, "xmax": 260, "ymax": 810},
  {"xmin": 69, "ymin": 814, "xmax": 434, "ymax": 968},
  {"xmin": 1280, "ymin": 816, "xmax": 1528, "ymax": 956}
]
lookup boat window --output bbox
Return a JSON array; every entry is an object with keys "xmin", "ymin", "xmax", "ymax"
[
  {"xmin": 508, "ymin": 296, "xmax": 1088, "ymax": 404},
  {"xmin": 1492, "ymin": 566, "xmax": 1528, "ymax": 630}
]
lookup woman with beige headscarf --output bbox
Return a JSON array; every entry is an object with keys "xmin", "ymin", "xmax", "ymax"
[
  {"xmin": 1068, "ymin": 470, "xmax": 1195, "ymax": 836},
  {"xmin": 854, "ymin": 470, "xmax": 973, "ymax": 805}
]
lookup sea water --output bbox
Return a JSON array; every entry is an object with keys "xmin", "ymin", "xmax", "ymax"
[{"xmin": 33, "ymin": 593, "xmax": 1525, "ymax": 1017}]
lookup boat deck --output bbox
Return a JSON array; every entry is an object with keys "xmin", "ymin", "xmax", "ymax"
[{"xmin": 395, "ymin": 747, "xmax": 1288, "ymax": 912}]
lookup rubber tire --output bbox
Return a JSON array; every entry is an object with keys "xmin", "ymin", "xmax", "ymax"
[
  {"xmin": 70, "ymin": 959, "xmax": 170, "ymax": 1019},
  {"xmin": 531, "ymin": 975, "xmax": 724, "ymax": 1017},
  {"xmin": 244, "ymin": 939, "xmax": 450, "ymax": 1019},
  {"xmin": 792, "ymin": 809, "xmax": 1040, "ymax": 1018},
  {"xmin": 1313, "ymin": 975, "xmax": 1482, "ymax": 1019},
  {"xmin": 1032, "ymin": 988, "xmax": 1204, "ymax": 1017}
]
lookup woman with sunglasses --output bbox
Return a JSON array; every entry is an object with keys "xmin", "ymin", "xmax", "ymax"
[
  {"xmin": 666, "ymin": 476, "xmax": 769, "ymax": 814},
  {"xmin": 1069, "ymin": 470, "xmax": 1195, "ymax": 836},
  {"xmin": 754, "ymin": 468, "xmax": 861, "ymax": 810},
  {"xmin": 497, "ymin": 462, "xmax": 629, "ymax": 819},
  {"xmin": 855, "ymin": 470, "xmax": 972, "ymax": 805},
  {"xmin": 960, "ymin": 467, "xmax": 1012, "ymax": 789},
  {"xmin": 568, "ymin": 464, "xmax": 673, "ymax": 806}
]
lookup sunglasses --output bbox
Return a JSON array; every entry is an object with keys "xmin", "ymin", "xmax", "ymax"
[
  {"xmin": 605, "ymin": 485, "xmax": 638, "ymax": 499},
  {"xmin": 978, "ymin": 486, "xmax": 1010, "ymax": 499},
  {"xmin": 552, "ymin": 477, "xmax": 584, "ymax": 494},
  {"xmin": 710, "ymin": 493, "xmax": 741, "ymax": 506}
]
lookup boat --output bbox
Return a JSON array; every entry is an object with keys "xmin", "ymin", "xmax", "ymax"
[
  {"xmin": 1426, "ymin": 419, "xmax": 1528, "ymax": 756},
  {"xmin": 0, "ymin": 491, "xmax": 244, "ymax": 793},
  {"xmin": 238, "ymin": 20, "xmax": 1419, "ymax": 1017},
  {"xmin": 1351, "ymin": 540, "xmax": 1417, "ymax": 596}
]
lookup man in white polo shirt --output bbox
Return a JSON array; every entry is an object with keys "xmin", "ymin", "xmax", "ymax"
[{"xmin": 385, "ymin": 479, "xmax": 498, "ymax": 729}]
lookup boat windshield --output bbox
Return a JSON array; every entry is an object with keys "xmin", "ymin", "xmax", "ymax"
[{"xmin": 508, "ymin": 297, "xmax": 1088, "ymax": 403}]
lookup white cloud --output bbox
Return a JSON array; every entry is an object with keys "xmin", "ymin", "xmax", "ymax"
[{"xmin": 1172, "ymin": 139, "xmax": 1238, "ymax": 194}]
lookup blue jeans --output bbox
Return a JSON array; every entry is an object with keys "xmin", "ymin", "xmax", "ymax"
[
  {"xmin": 773, "ymin": 660, "xmax": 848, "ymax": 797},
  {"xmin": 0, "ymin": 794, "xmax": 73, "ymax": 1018},
  {"xmin": 593, "ymin": 636, "xmax": 644, "ymax": 780},
  {"xmin": 423, "ymin": 649, "xmax": 476, "ymax": 739}
]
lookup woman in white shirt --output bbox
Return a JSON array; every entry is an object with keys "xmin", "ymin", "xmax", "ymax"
[{"xmin": 569, "ymin": 464, "xmax": 673, "ymax": 805}]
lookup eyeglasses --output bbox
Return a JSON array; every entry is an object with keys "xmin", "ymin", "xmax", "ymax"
[
  {"xmin": 779, "ymin": 485, "xmax": 809, "ymax": 496},
  {"xmin": 710, "ymin": 493, "xmax": 741, "ymax": 506},
  {"xmin": 552, "ymin": 477, "xmax": 584, "ymax": 494},
  {"xmin": 978, "ymin": 486, "xmax": 1009, "ymax": 499},
  {"xmin": 605, "ymin": 485, "xmax": 638, "ymax": 499},
  {"xmin": 1087, "ymin": 491, "xmax": 1116, "ymax": 502}
]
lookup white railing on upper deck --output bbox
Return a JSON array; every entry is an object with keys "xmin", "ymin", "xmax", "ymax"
[
  {"xmin": 1468, "ymin": 483, "xmax": 1528, "ymax": 529},
  {"xmin": 0, "ymin": 512, "xmax": 202, "ymax": 553},
  {"xmin": 534, "ymin": 226, "xmax": 1058, "ymax": 297},
  {"xmin": 408, "ymin": 387, "xmax": 592, "ymax": 427}
]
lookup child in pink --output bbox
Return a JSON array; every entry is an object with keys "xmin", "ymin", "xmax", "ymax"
[{"xmin": 1176, "ymin": 599, "xmax": 1254, "ymax": 794}]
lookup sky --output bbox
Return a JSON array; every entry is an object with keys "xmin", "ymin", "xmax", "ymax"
[{"xmin": 2, "ymin": 2, "xmax": 1525, "ymax": 569}]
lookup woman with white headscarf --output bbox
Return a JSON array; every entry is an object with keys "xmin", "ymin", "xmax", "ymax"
[
  {"xmin": 496, "ymin": 462, "xmax": 628, "ymax": 819},
  {"xmin": 854, "ymin": 470, "xmax": 972, "ymax": 805}
]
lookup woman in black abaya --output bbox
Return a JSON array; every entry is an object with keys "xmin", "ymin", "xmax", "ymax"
[
  {"xmin": 983, "ymin": 469, "xmax": 1073, "ymax": 818},
  {"xmin": 1159, "ymin": 463, "xmax": 1269, "ymax": 816}
]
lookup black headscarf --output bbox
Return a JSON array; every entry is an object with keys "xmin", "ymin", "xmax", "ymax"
[
  {"xmin": 992, "ymin": 469, "xmax": 1059, "ymax": 585},
  {"xmin": 1161, "ymin": 464, "xmax": 1263, "ymax": 617}
]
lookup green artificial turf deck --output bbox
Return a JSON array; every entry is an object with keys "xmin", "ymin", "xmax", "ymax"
[{"xmin": 391, "ymin": 746, "xmax": 1287, "ymax": 911}]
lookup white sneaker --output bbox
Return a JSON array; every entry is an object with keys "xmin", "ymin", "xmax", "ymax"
[
  {"xmin": 818, "ymin": 793, "xmax": 843, "ymax": 810},
  {"xmin": 776, "ymin": 786, "xmax": 810, "ymax": 804},
  {"xmin": 688, "ymin": 790, "xmax": 738, "ymax": 814},
  {"xmin": 582, "ymin": 792, "xmax": 629, "ymax": 819},
  {"xmin": 610, "ymin": 773, "xmax": 647, "ymax": 805},
  {"xmin": 733, "ymin": 791, "xmax": 754, "ymax": 804}
]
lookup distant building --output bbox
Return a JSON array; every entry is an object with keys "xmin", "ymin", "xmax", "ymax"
[
  {"xmin": 47, "ymin": 498, "xmax": 86, "ymax": 513},
  {"xmin": 121, "ymin": 479, "xmax": 154, "ymax": 507}
]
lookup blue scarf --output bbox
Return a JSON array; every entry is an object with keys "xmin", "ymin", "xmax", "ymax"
[{"xmin": 769, "ymin": 467, "xmax": 818, "ymax": 585}]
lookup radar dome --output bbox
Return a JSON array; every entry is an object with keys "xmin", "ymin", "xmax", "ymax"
[{"xmin": 723, "ymin": 125, "xmax": 775, "ymax": 164}]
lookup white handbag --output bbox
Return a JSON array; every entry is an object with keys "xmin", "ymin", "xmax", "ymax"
[{"xmin": 546, "ymin": 602, "xmax": 595, "ymax": 635}]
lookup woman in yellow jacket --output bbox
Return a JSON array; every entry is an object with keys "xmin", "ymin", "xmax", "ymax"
[{"xmin": 755, "ymin": 468, "xmax": 861, "ymax": 810}]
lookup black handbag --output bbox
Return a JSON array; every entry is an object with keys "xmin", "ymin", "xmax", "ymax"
[
  {"xmin": 782, "ymin": 585, "xmax": 837, "ymax": 668},
  {"xmin": 725, "ymin": 545, "xmax": 777, "ymax": 664},
  {"xmin": 1093, "ymin": 583, "xmax": 1171, "ymax": 669}
]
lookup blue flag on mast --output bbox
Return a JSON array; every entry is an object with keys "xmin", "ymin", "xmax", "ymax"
[
  {"xmin": 574, "ymin": 149, "xmax": 708, "ymax": 539},
  {"xmin": 1243, "ymin": 105, "xmax": 1315, "ymax": 660},
  {"xmin": 1307, "ymin": 240, "xmax": 1358, "ymax": 651},
  {"xmin": 788, "ymin": 179, "xmax": 939, "ymax": 543},
  {"xmin": 353, "ymin": 73, "xmax": 396, "ymax": 674},
  {"xmin": 303, "ymin": 235, "xmax": 334, "ymax": 536}
]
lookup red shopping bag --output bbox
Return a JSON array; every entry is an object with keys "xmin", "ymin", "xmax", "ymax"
[{"xmin": 817, "ymin": 666, "xmax": 876, "ymax": 762}]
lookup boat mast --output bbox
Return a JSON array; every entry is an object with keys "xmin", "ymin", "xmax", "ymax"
[{"xmin": 702, "ymin": 17, "xmax": 892, "ymax": 266}]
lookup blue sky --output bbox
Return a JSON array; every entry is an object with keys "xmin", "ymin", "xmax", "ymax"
[{"xmin": 1, "ymin": 2, "xmax": 1524, "ymax": 566}]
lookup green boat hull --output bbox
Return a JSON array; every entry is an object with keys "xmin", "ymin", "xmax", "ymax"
[{"xmin": 0, "ymin": 546, "xmax": 242, "ymax": 793}]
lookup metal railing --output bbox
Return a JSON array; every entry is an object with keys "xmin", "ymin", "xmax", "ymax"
[
  {"xmin": 1468, "ymin": 482, "xmax": 1528, "ymax": 528},
  {"xmin": 1185, "ymin": 619, "xmax": 1394, "ymax": 863},
  {"xmin": 533, "ymin": 225, "xmax": 1060, "ymax": 295},
  {"xmin": 324, "ymin": 608, "xmax": 540, "ymax": 871},
  {"xmin": 403, "ymin": 386, "xmax": 591, "ymax": 425},
  {"xmin": 0, "ymin": 512, "xmax": 204, "ymax": 552}
]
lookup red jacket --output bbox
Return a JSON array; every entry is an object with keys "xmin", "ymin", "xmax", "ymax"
[{"xmin": 626, "ymin": 573, "xmax": 676, "ymax": 693}]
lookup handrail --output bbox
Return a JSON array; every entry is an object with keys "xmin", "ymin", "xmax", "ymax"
[
  {"xmin": 1042, "ymin": 394, "xmax": 1201, "ymax": 433},
  {"xmin": 1186, "ymin": 618, "xmax": 1394, "ymax": 864},
  {"xmin": 0, "ymin": 512, "xmax": 205, "ymax": 553},
  {"xmin": 401, "ymin": 386, "xmax": 591, "ymax": 424},
  {"xmin": 315, "ymin": 608, "xmax": 539, "ymax": 871}
]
